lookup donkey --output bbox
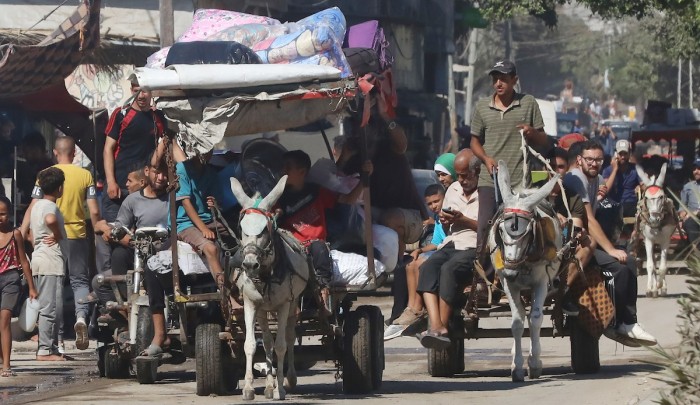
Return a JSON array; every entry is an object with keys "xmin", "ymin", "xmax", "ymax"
[
  {"xmin": 229, "ymin": 175, "xmax": 310, "ymax": 400},
  {"xmin": 487, "ymin": 161, "xmax": 562, "ymax": 382},
  {"xmin": 635, "ymin": 163, "xmax": 676, "ymax": 297}
]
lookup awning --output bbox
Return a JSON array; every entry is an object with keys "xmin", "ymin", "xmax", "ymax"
[
  {"xmin": 632, "ymin": 128, "xmax": 700, "ymax": 143},
  {"xmin": 0, "ymin": 0, "xmax": 101, "ymax": 100}
]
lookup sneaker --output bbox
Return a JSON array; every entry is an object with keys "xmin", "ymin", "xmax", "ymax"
[
  {"xmin": 603, "ymin": 326, "xmax": 641, "ymax": 347},
  {"xmin": 58, "ymin": 341, "xmax": 66, "ymax": 355},
  {"xmin": 74, "ymin": 318, "xmax": 89, "ymax": 350},
  {"xmin": 383, "ymin": 307, "xmax": 423, "ymax": 341},
  {"xmin": 616, "ymin": 323, "xmax": 657, "ymax": 347}
]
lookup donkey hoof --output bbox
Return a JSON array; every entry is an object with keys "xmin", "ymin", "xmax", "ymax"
[
  {"xmin": 659, "ymin": 288, "xmax": 667, "ymax": 296},
  {"xmin": 274, "ymin": 388, "xmax": 286, "ymax": 400},
  {"xmin": 284, "ymin": 376, "xmax": 297, "ymax": 390},
  {"xmin": 511, "ymin": 369, "xmax": 525, "ymax": 382},
  {"xmin": 243, "ymin": 389, "xmax": 255, "ymax": 400},
  {"xmin": 652, "ymin": 291, "xmax": 659, "ymax": 298},
  {"xmin": 528, "ymin": 367, "xmax": 542, "ymax": 379},
  {"xmin": 646, "ymin": 290, "xmax": 654, "ymax": 298},
  {"xmin": 264, "ymin": 387, "xmax": 274, "ymax": 399}
]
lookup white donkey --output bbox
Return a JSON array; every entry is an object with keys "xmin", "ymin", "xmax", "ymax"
[
  {"xmin": 229, "ymin": 175, "xmax": 310, "ymax": 400},
  {"xmin": 488, "ymin": 161, "xmax": 562, "ymax": 382},
  {"xmin": 635, "ymin": 163, "xmax": 676, "ymax": 297}
]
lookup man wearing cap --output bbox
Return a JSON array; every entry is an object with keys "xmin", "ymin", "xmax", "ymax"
[
  {"xmin": 680, "ymin": 158, "xmax": 700, "ymax": 244},
  {"xmin": 470, "ymin": 60, "xmax": 550, "ymax": 261},
  {"xmin": 602, "ymin": 139, "xmax": 641, "ymax": 218}
]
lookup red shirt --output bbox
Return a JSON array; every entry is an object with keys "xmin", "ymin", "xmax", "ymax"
[{"xmin": 278, "ymin": 185, "xmax": 337, "ymax": 243}]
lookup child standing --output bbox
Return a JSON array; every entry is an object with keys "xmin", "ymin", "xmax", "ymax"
[
  {"xmin": 30, "ymin": 167, "xmax": 67, "ymax": 361},
  {"xmin": 0, "ymin": 196, "xmax": 38, "ymax": 376}
]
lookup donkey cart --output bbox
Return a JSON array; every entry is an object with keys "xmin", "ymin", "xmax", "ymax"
[{"xmin": 132, "ymin": 63, "xmax": 384, "ymax": 397}]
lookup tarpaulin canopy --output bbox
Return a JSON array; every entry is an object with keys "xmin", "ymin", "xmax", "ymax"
[
  {"xmin": 632, "ymin": 128, "xmax": 700, "ymax": 143},
  {"xmin": 0, "ymin": 0, "xmax": 100, "ymax": 103}
]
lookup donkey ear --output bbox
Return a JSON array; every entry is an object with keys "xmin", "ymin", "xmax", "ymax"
[
  {"xmin": 259, "ymin": 175, "xmax": 288, "ymax": 211},
  {"xmin": 497, "ymin": 160, "xmax": 515, "ymax": 206},
  {"xmin": 657, "ymin": 163, "xmax": 667, "ymax": 186},
  {"xmin": 636, "ymin": 164, "xmax": 651, "ymax": 187},
  {"xmin": 522, "ymin": 174, "xmax": 560, "ymax": 210},
  {"xmin": 230, "ymin": 177, "xmax": 254, "ymax": 209}
]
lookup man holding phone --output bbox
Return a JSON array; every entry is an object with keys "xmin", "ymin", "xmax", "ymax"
[
  {"xmin": 416, "ymin": 149, "xmax": 480, "ymax": 349},
  {"xmin": 602, "ymin": 140, "xmax": 640, "ymax": 218}
]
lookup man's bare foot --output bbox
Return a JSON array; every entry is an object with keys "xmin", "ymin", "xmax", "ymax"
[
  {"xmin": 36, "ymin": 354, "xmax": 66, "ymax": 361},
  {"xmin": 30, "ymin": 334, "xmax": 38, "ymax": 342}
]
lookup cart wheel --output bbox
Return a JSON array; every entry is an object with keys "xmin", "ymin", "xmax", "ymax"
[
  {"xmin": 135, "ymin": 306, "xmax": 154, "ymax": 358},
  {"xmin": 103, "ymin": 345, "xmax": 130, "ymax": 379},
  {"xmin": 452, "ymin": 338, "xmax": 465, "ymax": 374},
  {"xmin": 358, "ymin": 305, "xmax": 384, "ymax": 390},
  {"xmin": 97, "ymin": 345, "xmax": 107, "ymax": 377},
  {"xmin": 195, "ymin": 323, "xmax": 233, "ymax": 396},
  {"xmin": 427, "ymin": 336, "xmax": 463, "ymax": 377},
  {"xmin": 342, "ymin": 308, "xmax": 373, "ymax": 394},
  {"xmin": 136, "ymin": 357, "xmax": 158, "ymax": 384},
  {"xmin": 570, "ymin": 316, "xmax": 600, "ymax": 374}
]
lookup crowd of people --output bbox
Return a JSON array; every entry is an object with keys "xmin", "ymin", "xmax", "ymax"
[{"xmin": 2, "ymin": 59, "xmax": 698, "ymax": 379}]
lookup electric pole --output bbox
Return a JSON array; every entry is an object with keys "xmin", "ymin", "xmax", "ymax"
[{"xmin": 160, "ymin": 0, "xmax": 174, "ymax": 47}]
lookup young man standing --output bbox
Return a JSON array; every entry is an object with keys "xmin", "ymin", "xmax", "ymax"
[
  {"xmin": 679, "ymin": 158, "xmax": 700, "ymax": 245},
  {"xmin": 469, "ymin": 60, "xmax": 549, "ymax": 263},
  {"xmin": 30, "ymin": 168, "xmax": 67, "ymax": 361},
  {"xmin": 22, "ymin": 137, "xmax": 104, "ymax": 351},
  {"xmin": 602, "ymin": 140, "xmax": 640, "ymax": 218}
]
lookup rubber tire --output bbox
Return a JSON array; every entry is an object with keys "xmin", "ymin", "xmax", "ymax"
[
  {"xmin": 103, "ymin": 345, "xmax": 130, "ymax": 379},
  {"xmin": 570, "ymin": 316, "xmax": 601, "ymax": 374},
  {"xmin": 358, "ymin": 305, "xmax": 384, "ymax": 390},
  {"xmin": 135, "ymin": 306, "xmax": 154, "ymax": 357},
  {"xmin": 452, "ymin": 338, "xmax": 465, "ymax": 375},
  {"xmin": 428, "ymin": 336, "xmax": 464, "ymax": 377},
  {"xmin": 97, "ymin": 345, "xmax": 107, "ymax": 377},
  {"xmin": 195, "ymin": 323, "xmax": 231, "ymax": 396},
  {"xmin": 342, "ymin": 308, "xmax": 373, "ymax": 394}
]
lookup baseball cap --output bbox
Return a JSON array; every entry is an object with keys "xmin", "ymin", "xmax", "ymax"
[
  {"xmin": 615, "ymin": 140, "xmax": 630, "ymax": 153},
  {"xmin": 489, "ymin": 60, "xmax": 517, "ymax": 76}
]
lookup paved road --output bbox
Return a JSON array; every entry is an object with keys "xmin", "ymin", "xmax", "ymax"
[{"xmin": 4, "ymin": 274, "xmax": 687, "ymax": 405}]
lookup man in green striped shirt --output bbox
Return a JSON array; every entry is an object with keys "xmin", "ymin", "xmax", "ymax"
[{"xmin": 469, "ymin": 60, "xmax": 550, "ymax": 259}]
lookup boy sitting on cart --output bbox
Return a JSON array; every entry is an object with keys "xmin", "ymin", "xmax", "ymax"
[{"xmin": 277, "ymin": 150, "xmax": 371, "ymax": 310}]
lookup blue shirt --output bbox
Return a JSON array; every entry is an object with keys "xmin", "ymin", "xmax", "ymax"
[
  {"xmin": 681, "ymin": 180, "xmax": 700, "ymax": 214},
  {"xmin": 174, "ymin": 161, "xmax": 219, "ymax": 233},
  {"xmin": 216, "ymin": 161, "xmax": 241, "ymax": 211},
  {"xmin": 602, "ymin": 165, "xmax": 639, "ymax": 204}
]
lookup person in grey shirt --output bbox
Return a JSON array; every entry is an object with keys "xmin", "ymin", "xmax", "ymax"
[{"xmin": 680, "ymin": 158, "xmax": 700, "ymax": 244}]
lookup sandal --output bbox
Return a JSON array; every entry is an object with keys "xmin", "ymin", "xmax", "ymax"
[
  {"xmin": 1, "ymin": 369, "xmax": 16, "ymax": 377},
  {"xmin": 418, "ymin": 330, "xmax": 451, "ymax": 350},
  {"xmin": 137, "ymin": 344, "xmax": 164, "ymax": 359}
]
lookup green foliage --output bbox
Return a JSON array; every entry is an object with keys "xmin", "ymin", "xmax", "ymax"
[{"xmin": 651, "ymin": 254, "xmax": 700, "ymax": 405}]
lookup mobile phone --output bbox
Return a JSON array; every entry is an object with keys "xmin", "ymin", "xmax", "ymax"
[{"xmin": 442, "ymin": 207, "xmax": 455, "ymax": 215}]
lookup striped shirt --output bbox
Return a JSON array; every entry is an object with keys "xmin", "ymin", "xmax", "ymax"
[{"xmin": 471, "ymin": 93, "xmax": 544, "ymax": 188}]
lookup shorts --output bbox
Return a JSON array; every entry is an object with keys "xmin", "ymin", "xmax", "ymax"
[
  {"xmin": 417, "ymin": 243, "xmax": 475, "ymax": 306},
  {"xmin": 0, "ymin": 269, "xmax": 22, "ymax": 313},
  {"xmin": 178, "ymin": 221, "xmax": 229, "ymax": 251},
  {"xmin": 374, "ymin": 207, "xmax": 423, "ymax": 245}
]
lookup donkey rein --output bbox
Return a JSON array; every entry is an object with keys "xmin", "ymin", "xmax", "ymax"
[{"xmin": 519, "ymin": 132, "xmax": 572, "ymax": 221}]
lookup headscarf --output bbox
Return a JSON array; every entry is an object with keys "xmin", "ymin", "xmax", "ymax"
[{"xmin": 434, "ymin": 153, "xmax": 456, "ymax": 179}]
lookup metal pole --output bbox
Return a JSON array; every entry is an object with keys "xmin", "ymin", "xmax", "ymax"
[
  {"xmin": 13, "ymin": 146, "xmax": 17, "ymax": 225},
  {"xmin": 464, "ymin": 29, "xmax": 479, "ymax": 126},
  {"xmin": 360, "ymin": 126, "xmax": 376, "ymax": 287},
  {"xmin": 690, "ymin": 59, "xmax": 694, "ymax": 109},
  {"xmin": 678, "ymin": 57, "xmax": 682, "ymax": 107},
  {"xmin": 447, "ymin": 53, "xmax": 458, "ymax": 153},
  {"xmin": 159, "ymin": 0, "xmax": 174, "ymax": 47}
]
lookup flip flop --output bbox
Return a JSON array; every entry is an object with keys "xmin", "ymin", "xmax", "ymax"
[
  {"xmin": 418, "ymin": 330, "xmax": 452, "ymax": 350},
  {"xmin": 1, "ymin": 369, "xmax": 16, "ymax": 377},
  {"xmin": 137, "ymin": 344, "xmax": 164, "ymax": 359}
]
